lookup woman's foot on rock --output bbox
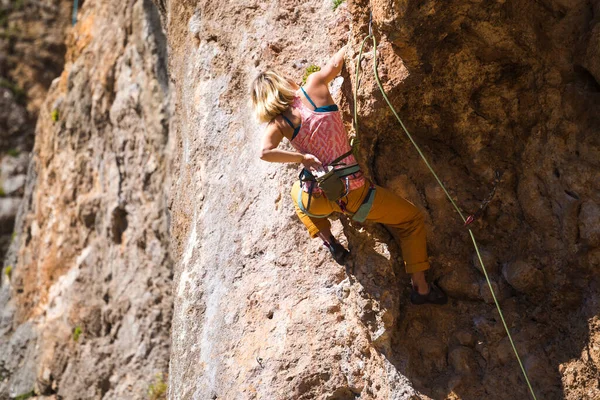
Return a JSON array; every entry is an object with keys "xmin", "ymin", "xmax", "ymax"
[
  {"xmin": 323, "ymin": 238, "xmax": 349, "ymax": 265},
  {"xmin": 410, "ymin": 281, "xmax": 448, "ymax": 305}
]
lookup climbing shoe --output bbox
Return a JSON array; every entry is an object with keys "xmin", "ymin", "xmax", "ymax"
[
  {"xmin": 324, "ymin": 240, "xmax": 350, "ymax": 265},
  {"xmin": 410, "ymin": 282, "xmax": 448, "ymax": 305}
]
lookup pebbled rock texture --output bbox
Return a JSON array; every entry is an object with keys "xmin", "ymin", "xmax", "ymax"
[
  {"xmin": 0, "ymin": 0, "xmax": 172, "ymax": 399},
  {"xmin": 155, "ymin": 0, "xmax": 600, "ymax": 399}
]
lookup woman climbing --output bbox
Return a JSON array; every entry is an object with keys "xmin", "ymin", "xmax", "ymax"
[{"xmin": 250, "ymin": 45, "xmax": 447, "ymax": 305}]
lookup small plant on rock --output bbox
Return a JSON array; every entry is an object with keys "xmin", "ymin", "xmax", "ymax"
[
  {"xmin": 14, "ymin": 390, "xmax": 35, "ymax": 400},
  {"xmin": 73, "ymin": 326, "xmax": 82, "ymax": 342},
  {"xmin": 51, "ymin": 109, "xmax": 59, "ymax": 122},
  {"xmin": 6, "ymin": 148, "xmax": 19, "ymax": 157},
  {"xmin": 302, "ymin": 64, "xmax": 321, "ymax": 85},
  {"xmin": 332, "ymin": 0, "xmax": 345, "ymax": 11},
  {"xmin": 4, "ymin": 265, "xmax": 12, "ymax": 279},
  {"xmin": 148, "ymin": 373, "xmax": 168, "ymax": 400}
]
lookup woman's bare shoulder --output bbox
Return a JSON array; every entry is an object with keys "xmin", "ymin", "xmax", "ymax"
[
  {"xmin": 304, "ymin": 75, "xmax": 333, "ymax": 103},
  {"xmin": 266, "ymin": 115, "xmax": 293, "ymax": 139}
]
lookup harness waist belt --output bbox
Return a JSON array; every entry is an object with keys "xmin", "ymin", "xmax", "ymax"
[
  {"xmin": 296, "ymin": 181, "xmax": 376, "ymax": 222},
  {"xmin": 335, "ymin": 164, "xmax": 361, "ymax": 177}
]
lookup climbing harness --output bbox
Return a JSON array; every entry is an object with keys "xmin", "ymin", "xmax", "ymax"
[
  {"xmin": 72, "ymin": 0, "xmax": 79, "ymax": 26},
  {"xmin": 353, "ymin": 14, "xmax": 537, "ymax": 400},
  {"xmin": 296, "ymin": 147, "xmax": 375, "ymax": 221}
]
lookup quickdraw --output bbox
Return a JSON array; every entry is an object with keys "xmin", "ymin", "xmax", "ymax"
[{"xmin": 464, "ymin": 170, "xmax": 503, "ymax": 227}]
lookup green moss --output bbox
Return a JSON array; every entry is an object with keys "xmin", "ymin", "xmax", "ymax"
[
  {"xmin": 14, "ymin": 391, "xmax": 35, "ymax": 400},
  {"xmin": 11, "ymin": 232, "xmax": 16, "ymax": 241},
  {"xmin": 6, "ymin": 148, "xmax": 19, "ymax": 157},
  {"xmin": 332, "ymin": 0, "xmax": 345, "ymax": 11},
  {"xmin": 0, "ymin": 187, "xmax": 5, "ymax": 197},
  {"xmin": 302, "ymin": 65, "xmax": 321, "ymax": 85},
  {"xmin": 51, "ymin": 109, "xmax": 59, "ymax": 122},
  {"xmin": 148, "ymin": 373, "xmax": 168, "ymax": 400},
  {"xmin": 73, "ymin": 326, "xmax": 82, "ymax": 342},
  {"xmin": 4, "ymin": 265, "xmax": 12, "ymax": 279}
]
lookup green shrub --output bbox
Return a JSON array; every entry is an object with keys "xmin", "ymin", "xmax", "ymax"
[
  {"xmin": 148, "ymin": 373, "xmax": 168, "ymax": 400},
  {"xmin": 332, "ymin": 0, "xmax": 345, "ymax": 11},
  {"xmin": 4, "ymin": 265, "xmax": 12, "ymax": 279},
  {"xmin": 73, "ymin": 326, "xmax": 82, "ymax": 342},
  {"xmin": 302, "ymin": 65, "xmax": 321, "ymax": 85},
  {"xmin": 6, "ymin": 148, "xmax": 19, "ymax": 157},
  {"xmin": 51, "ymin": 109, "xmax": 59, "ymax": 122}
]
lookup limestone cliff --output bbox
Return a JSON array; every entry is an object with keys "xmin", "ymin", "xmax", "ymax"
[
  {"xmin": 156, "ymin": 0, "xmax": 599, "ymax": 399},
  {"xmin": 1, "ymin": 0, "xmax": 598, "ymax": 398},
  {"xmin": 1, "ymin": 0, "xmax": 172, "ymax": 398},
  {"xmin": 0, "ymin": 0, "xmax": 71, "ymax": 263}
]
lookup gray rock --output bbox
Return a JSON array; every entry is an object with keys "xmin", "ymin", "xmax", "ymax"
[
  {"xmin": 0, "ymin": 153, "xmax": 29, "ymax": 178},
  {"xmin": 438, "ymin": 269, "xmax": 481, "ymax": 301},
  {"xmin": 0, "ymin": 197, "xmax": 20, "ymax": 234},
  {"xmin": 502, "ymin": 260, "xmax": 544, "ymax": 294},
  {"xmin": 448, "ymin": 346, "xmax": 480, "ymax": 376},
  {"xmin": 1, "ymin": 174, "xmax": 26, "ymax": 196},
  {"xmin": 479, "ymin": 279, "xmax": 510, "ymax": 304},
  {"xmin": 454, "ymin": 330, "xmax": 477, "ymax": 347},
  {"xmin": 472, "ymin": 248, "xmax": 499, "ymax": 275}
]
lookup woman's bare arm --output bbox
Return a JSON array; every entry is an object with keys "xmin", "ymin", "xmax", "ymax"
[
  {"xmin": 259, "ymin": 121, "xmax": 323, "ymax": 170},
  {"xmin": 260, "ymin": 123, "xmax": 302, "ymax": 163},
  {"xmin": 311, "ymin": 45, "xmax": 347, "ymax": 85}
]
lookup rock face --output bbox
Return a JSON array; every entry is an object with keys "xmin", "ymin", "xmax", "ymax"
[
  {"xmin": 0, "ymin": 0, "xmax": 72, "ymax": 262},
  {"xmin": 1, "ymin": 0, "xmax": 598, "ymax": 398},
  {"xmin": 0, "ymin": 0, "xmax": 172, "ymax": 398},
  {"xmin": 155, "ymin": 0, "xmax": 600, "ymax": 399}
]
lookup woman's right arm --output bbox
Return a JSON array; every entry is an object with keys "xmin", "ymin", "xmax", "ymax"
[
  {"xmin": 311, "ymin": 45, "xmax": 347, "ymax": 85},
  {"xmin": 259, "ymin": 121, "xmax": 323, "ymax": 171}
]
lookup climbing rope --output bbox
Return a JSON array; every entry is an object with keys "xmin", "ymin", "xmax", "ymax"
[
  {"xmin": 72, "ymin": 0, "xmax": 79, "ymax": 26},
  {"xmin": 352, "ymin": 21, "xmax": 538, "ymax": 400}
]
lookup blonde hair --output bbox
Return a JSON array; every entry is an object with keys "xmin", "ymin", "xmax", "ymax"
[{"xmin": 250, "ymin": 71, "xmax": 296, "ymax": 123}]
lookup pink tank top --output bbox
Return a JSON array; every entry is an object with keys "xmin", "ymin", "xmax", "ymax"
[{"xmin": 289, "ymin": 91, "xmax": 365, "ymax": 192}]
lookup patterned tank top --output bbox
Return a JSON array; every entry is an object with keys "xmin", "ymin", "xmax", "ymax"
[{"xmin": 288, "ymin": 89, "xmax": 365, "ymax": 192}]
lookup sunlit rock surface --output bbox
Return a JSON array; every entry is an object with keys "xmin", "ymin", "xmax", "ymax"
[{"xmin": 155, "ymin": 0, "xmax": 599, "ymax": 399}]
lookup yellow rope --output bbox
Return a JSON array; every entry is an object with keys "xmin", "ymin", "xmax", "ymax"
[{"xmin": 353, "ymin": 32, "xmax": 538, "ymax": 400}]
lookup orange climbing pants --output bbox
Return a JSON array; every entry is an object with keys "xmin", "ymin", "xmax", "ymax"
[{"xmin": 291, "ymin": 180, "xmax": 430, "ymax": 274}]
